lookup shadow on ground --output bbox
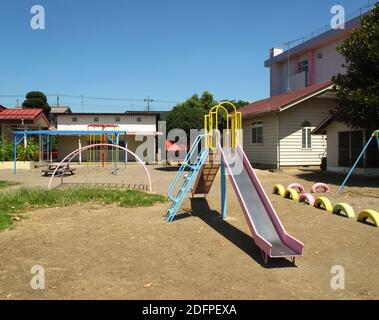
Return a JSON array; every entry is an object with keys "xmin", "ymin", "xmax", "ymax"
[
  {"xmin": 154, "ymin": 166, "xmax": 186, "ymax": 172},
  {"xmin": 184, "ymin": 198, "xmax": 296, "ymax": 269},
  {"xmin": 294, "ymin": 169, "xmax": 379, "ymax": 189}
]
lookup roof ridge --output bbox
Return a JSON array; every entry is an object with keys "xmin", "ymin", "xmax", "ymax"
[{"xmin": 239, "ymin": 81, "xmax": 333, "ymax": 117}]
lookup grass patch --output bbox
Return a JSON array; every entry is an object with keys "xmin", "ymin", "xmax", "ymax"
[
  {"xmin": 0, "ymin": 180, "xmax": 21, "ymax": 189},
  {"xmin": 0, "ymin": 187, "xmax": 167, "ymax": 231}
]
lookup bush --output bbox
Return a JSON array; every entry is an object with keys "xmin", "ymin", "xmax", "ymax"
[
  {"xmin": 0, "ymin": 142, "xmax": 39, "ymax": 161},
  {"xmin": 0, "ymin": 143, "xmax": 13, "ymax": 162}
]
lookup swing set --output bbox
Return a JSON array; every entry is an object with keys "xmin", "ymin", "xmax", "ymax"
[
  {"xmin": 13, "ymin": 129, "xmax": 127, "ymax": 175},
  {"xmin": 87, "ymin": 124, "xmax": 126, "ymax": 167},
  {"xmin": 338, "ymin": 130, "xmax": 379, "ymax": 193}
]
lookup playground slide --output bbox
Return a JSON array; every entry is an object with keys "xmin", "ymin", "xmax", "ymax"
[{"xmin": 220, "ymin": 144, "xmax": 303, "ymax": 260}]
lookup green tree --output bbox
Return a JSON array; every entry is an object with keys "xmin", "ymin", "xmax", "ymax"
[
  {"xmin": 166, "ymin": 92, "xmax": 249, "ymax": 135},
  {"xmin": 332, "ymin": 2, "xmax": 379, "ymax": 131},
  {"xmin": 22, "ymin": 91, "xmax": 51, "ymax": 116},
  {"xmin": 166, "ymin": 92, "xmax": 217, "ymax": 135}
]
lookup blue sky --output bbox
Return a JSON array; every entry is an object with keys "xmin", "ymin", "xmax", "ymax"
[{"xmin": 0, "ymin": 0, "xmax": 371, "ymax": 112}]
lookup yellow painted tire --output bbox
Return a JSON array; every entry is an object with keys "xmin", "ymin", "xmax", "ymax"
[
  {"xmin": 332, "ymin": 203, "xmax": 355, "ymax": 218},
  {"xmin": 357, "ymin": 210, "xmax": 379, "ymax": 227},
  {"xmin": 314, "ymin": 197, "xmax": 333, "ymax": 212},
  {"xmin": 273, "ymin": 184, "xmax": 285, "ymax": 197},
  {"xmin": 284, "ymin": 188, "xmax": 299, "ymax": 201}
]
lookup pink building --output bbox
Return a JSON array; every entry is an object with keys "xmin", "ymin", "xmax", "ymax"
[
  {"xmin": 265, "ymin": 16, "xmax": 362, "ymax": 97},
  {"xmin": 239, "ymin": 9, "xmax": 375, "ymax": 170}
]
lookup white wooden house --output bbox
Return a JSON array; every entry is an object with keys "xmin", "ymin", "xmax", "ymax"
[{"xmin": 239, "ymin": 81, "xmax": 335, "ymax": 169}]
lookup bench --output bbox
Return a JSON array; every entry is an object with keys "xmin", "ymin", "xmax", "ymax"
[{"xmin": 42, "ymin": 164, "xmax": 76, "ymax": 177}]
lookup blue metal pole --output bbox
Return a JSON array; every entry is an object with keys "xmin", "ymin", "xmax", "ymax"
[
  {"xmin": 115, "ymin": 133, "xmax": 119, "ymax": 176},
  {"xmin": 125, "ymin": 133, "xmax": 128, "ymax": 168},
  {"xmin": 47, "ymin": 134, "xmax": 50, "ymax": 163},
  {"xmin": 13, "ymin": 135, "xmax": 17, "ymax": 175},
  {"xmin": 338, "ymin": 135, "xmax": 373, "ymax": 193},
  {"xmin": 221, "ymin": 161, "xmax": 227, "ymax": 219}
]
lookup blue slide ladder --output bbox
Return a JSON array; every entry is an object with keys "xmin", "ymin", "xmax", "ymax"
[{"xmin": 166, "ymin": 135, "xmax": 209, "ymax": 222}]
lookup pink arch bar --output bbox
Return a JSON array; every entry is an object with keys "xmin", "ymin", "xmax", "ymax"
[{"xmin": 48, "ymin": 143, "xmax": 152, "ymax": 192}]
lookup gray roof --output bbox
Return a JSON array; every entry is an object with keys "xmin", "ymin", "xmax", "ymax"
[{"xmin": 50, "ymin": 106, "xmax": 72, "ymax": 114}]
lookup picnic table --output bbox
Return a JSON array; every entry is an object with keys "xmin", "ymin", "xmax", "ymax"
[{"xmin": 42, "ymin": 163, "xmax": 76, "ymax": 177}]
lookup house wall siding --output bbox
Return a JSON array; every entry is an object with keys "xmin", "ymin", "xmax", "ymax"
[
  {"xmin": 242, "ymin": 114, "xmax": 278, "ymax": 168},
  {"xmin": 279, "ymin": 97, "xmax": 333, "ymax": 166}
]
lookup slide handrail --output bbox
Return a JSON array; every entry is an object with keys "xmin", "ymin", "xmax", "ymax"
[{"xmin": 167, "ymin": 134, "xmax": 207, "ymax": 200}]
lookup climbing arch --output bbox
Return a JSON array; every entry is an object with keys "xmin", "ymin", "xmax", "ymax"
[{"xmin": 48, "ymin": 143, "xmax": 152, "ymax": 191}]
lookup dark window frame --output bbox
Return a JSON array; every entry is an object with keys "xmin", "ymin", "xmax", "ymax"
[{"xmin": 251, "ymin": 121, "xmax": 263, "ymax": 144}]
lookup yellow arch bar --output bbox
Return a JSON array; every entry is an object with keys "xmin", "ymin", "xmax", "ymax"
[{"xmin": 205, "ymin": 101, "xmax": 242, "ymax": 150}]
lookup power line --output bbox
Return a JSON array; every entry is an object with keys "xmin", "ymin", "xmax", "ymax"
[
  {"xmin": 144, "ymin": 96, "xmax": 154, "ymax": 112},
  {"xmin": 0, "ymin": 93, "xmax": 180, "ymax": 112}
]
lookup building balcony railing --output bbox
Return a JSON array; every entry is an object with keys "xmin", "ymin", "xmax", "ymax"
[{"xmin": 283, "ymin": 71, "xmax": 309, "ymax": 93}]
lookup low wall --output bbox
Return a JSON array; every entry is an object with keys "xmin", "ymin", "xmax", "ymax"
[{"xmin": 0, "ymin": 161, "xmax": 36, "ymax": 170}]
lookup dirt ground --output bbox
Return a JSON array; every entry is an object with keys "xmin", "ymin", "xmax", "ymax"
[{"xmin": 0, "ymin": 164, "xmax": 378, "ymax": 300}]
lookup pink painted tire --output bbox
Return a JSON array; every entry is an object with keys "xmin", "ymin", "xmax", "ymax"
[
  {"xmin": 311, "ymin": 183, "xmax": 330, "ymax": 193},
  {"xmin": 287, "ymin": 183, "xmax": 305, "ymax": 193},
  {"xmin": 298, "ymin": 193, "xmax": 315, "ymax": 206}
]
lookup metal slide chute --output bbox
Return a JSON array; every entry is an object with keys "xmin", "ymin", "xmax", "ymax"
[{"xmin": 219, "ymin": 144, "xmax": 303, "ymax": 262}]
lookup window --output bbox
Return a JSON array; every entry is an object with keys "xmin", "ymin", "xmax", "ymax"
[
  {"xmin": 137, "ymin": 116, "xmax": 142, "ymax": 123},
  {"xmin": 94, "ymin": 117, "xmax": 99, "ymax": 123},
  {"xmin": 298, "ymin": 60, "xmax": 308, "ymax": 73},
  {"xmin": 72, "ymin": 117, "xmax": 77, "ymax": 122},
  {"xmin": 115, "ymin": 117, "xmax": 120, "ymax": 123},
  {"xmin": 302, "ymin": 121, "xmax": 312, "ymax": 149},
  {"xmin": 251, "ymin": 122, "xmax": 263, "ymax": 144}
]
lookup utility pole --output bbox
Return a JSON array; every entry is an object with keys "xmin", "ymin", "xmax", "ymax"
[
  {"xmin": 56, "ymin": 94, "xmax": 60, "ymax": 106},
  {"xmin": 16, "ymin": 98, "xmax": 19, "ymax": 107},
  {"xmin": 144, "ymin": 96, "xmax": 154, "ymax": 112}
]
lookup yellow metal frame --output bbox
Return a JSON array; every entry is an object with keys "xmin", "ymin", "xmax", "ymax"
[
  {"xmin": 204, "ymin": 101, "xmax": 242, "ymax": 150},
  {"xmin": 87, "ymin": 129, "xmax": 118, "ymax": 165}
]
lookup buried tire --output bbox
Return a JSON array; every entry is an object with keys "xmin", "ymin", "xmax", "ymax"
[
  {"xmin": 314, "ymin": 196, "xmax": 333, "ymax": 212},
  {"xmin": 357, "ymin": 210, "xmax": 379, "ymax": 227},
  {"xmin": 284, "ymin": 188, "xmax": 299, "ymax": 201},
  {"xmin": 311, "ymin": 183, "xmax": 331, "ymax": 193},
  {"xmin": 287, "ymin": 183, "xmax": 305, "ymax": 193},
  {"xmin": 298, "ymin": 193, "xmax": 315, "ymax": 206},
  {"xmin": 273, "ymin": 184, "xmax": 285, "ymax": 197},
  {"xmin": 332, "ymin": 203, "xmax": 355, "ymax": 218}
]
